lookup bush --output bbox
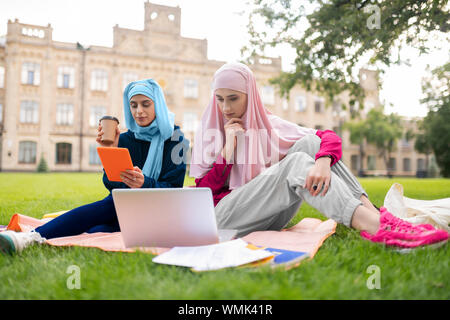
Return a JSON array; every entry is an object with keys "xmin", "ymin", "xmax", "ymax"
[{"xmin": 37, "ymin": 155, "xmax": 49, "ymax": 173}]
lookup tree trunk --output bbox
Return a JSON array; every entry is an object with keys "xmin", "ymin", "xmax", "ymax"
[
  {"xmin": 383, "ymin": 153, "xmax": 392, "ymax": 178},
  {"xmin": 358, "ymin": 141, "xmax": 365, "ymax": 177}
]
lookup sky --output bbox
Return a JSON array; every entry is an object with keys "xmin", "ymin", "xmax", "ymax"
[{"xmin": 0, "ymin": 0, "xmax": 448, "ymax": 118}]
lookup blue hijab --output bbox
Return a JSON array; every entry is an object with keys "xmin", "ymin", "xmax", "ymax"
[{"xmin": 123, "ymin": 79, "xmax": 175, "ymax": 181}]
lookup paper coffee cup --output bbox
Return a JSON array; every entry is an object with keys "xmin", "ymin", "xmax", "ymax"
[{"xmin": 99, "ymin": 116, "xmax": 119, "ymax": 144}]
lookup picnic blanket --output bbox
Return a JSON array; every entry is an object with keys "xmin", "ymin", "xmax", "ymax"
[{"xmin": 4, "ymin": 213, "xmax": 337, "ymax": 258}]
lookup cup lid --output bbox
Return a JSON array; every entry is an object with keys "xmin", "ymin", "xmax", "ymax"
[{"xmin": 99, "ymin": 116, "xmax": 119, "ymax": 124}]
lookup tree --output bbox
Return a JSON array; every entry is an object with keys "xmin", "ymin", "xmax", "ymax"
[
  {"xmin": 37, "ymin": 154, "xmax": 49, "ymax": 173},
  {"xmin": 414, "ymin": 120, "xmax": 432, "ymax": 173},
  {"xmin": 244, "ymin": 0, "xmax": 449, "ymax": 107},
  {"xmin": 420, "ymin": 106, "xmax": 450, "ymax": 177},
  {"xmin": 345, "ymin": 108, "xmax": 403, "ymax": 175},
  {"xmin": 416, "ymin": 62, "xmax": 450, "ymax": 177},
  {"xmin": 344, "ymin": 119, "xmax": 367, "ymax": 176},
  {"xmin": 364, "ymin": 108, "xmax": 403, "ymax": 175}
]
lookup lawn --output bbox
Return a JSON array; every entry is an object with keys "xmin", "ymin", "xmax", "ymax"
[{"xmin": 0, "ymin": 172, "xmax": 449, "ymax": 300}]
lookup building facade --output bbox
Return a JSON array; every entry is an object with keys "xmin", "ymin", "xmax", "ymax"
[{"xmin": 0, "ymin": 1, "xmax": 427, "ymax": 176}]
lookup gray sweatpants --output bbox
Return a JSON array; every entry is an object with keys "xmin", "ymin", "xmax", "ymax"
[{"xmin": 215, "ymin": 134, "xmax": 369, "ymax": 237}]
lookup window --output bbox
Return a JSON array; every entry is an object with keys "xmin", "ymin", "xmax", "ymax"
[
  {"xmin": 332, "ymin": 100, "xmax": 341, "ymax": 113},
  {"xmin": 89, "ymin": 144, "xmax": 102, "ymax": 165},
  {"xmin": 417, "ymin": 158, "xmax": 425, "ymax": 171},
  {"xmin": 21, "ymin": 62, "xmax": 40, "ymax": 85},
  {"xmin": 57, "ymin": 66, "xmax": 75, "ymax": 89},
  {"xmin": 90, "ymin": 69, "xmax": 108, "ymax": 91},
  {"xmin": 184, "ymin": 79, "xmax": 198, "ymax": 99},
  {"xmin": 0, "ymin": 66, "xmax": 4, "ymax": 88},
  {"xmin": 365, "ymin": 101, "xmax": 375, "ymax": 112},
  {"xmin": 388, "ymin": 157, "xmax": 396, "ymax": 171},
  {"xmin": 261, "ymin": 85, "xmax": 275, "ymax": 105},
  {"xmin": 351, "ymin": 155, "xmax": 359, "ymax": 171},
  {"xmin": 401, "ymin": 131, "xmax": 413, "ymax": 148},
  {"xmin": 332, "ymin": 126, "xmax": 342, "ymax": 137},
  {"xmin": 350, "ymin": 101, "xmax": 359, "ymax": 115},
  {"xmin": 349, "ymin": 104, "xmax": 355, "ymax": 114},
  {"xmin": 294, "ymin": 95, "xmax": 306, "ymax": 112},
  {"xmin": 400, "ymin": 137, "xmax": 411, "ymax": 147},
  {"xmin": 56, "ymin": 104, "xmax": 74, "ymax": 126},
  {"xmin": 89, "ymin": 106, "xmax": 106, "ymax": 127},
  {"xmin": 367, "ymin": 155, "xmax": 376, "ymax": 171},
  {"xmin": 314, "ymin": 98, "xmax": 324, "ymax": 113},
  {"xmin": 122, "ymin": 72, "xmax": 139, "ymax": 90},
  {"xmin": 209, "ymin": 83, "xmax": 214, "ymax": 97},
  {"xmin": 403, "ymin": 158, "xmax": 411, "ymax": 172},
  {"xmin": 55, "ymin": 143, "xmax": 72, "ymax": 164},
  {"xmin": 282, "ymin": 99, "xmax": 289, "ymax": 111},
  {"xmin": 18, "ymin": 141, "xmax": 37, "ymax": 164},
  {"xmin": 22, "ymin": 28, "xmax": 45, "ymax": 38},
  {"xmin": 20, "ymin": 101, "xmax": 39, "ymax": 123},
  {"xmin": 182, "ymin": 112, "xmax": 198, "ymax": 132}
]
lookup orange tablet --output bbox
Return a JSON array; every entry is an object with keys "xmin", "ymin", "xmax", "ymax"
[{"xmin": 97, "ymin": 147, "xmax": 134, "ymax": 182}]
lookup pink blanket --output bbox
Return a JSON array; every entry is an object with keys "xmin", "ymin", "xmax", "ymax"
[{"xmin": 5, "ymin": 213, "xmax": 336, "ymax": 258}]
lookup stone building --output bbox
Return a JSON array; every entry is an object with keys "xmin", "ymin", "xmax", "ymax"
[{"xmin": 0, "ymin": 1, "xmax": 427, "ymax": 176}]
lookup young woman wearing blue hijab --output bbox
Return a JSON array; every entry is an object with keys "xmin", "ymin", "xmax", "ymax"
[{"xmin": 0, "ymin": 79, "xmax": 188, "ymax": 254}]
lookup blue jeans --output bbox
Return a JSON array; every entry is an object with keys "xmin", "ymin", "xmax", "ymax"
[{"xmin": 35, "ymin": 194, "xmax": 120, "ymax": 239}]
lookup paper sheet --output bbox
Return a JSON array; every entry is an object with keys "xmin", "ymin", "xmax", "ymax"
[{"xmin": 152, "ymin": 239, "xmax": 274, "ymax": 271}]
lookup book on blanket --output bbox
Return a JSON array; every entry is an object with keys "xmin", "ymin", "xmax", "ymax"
[
  {"xmin": 263, "ymin": 247, "xmax": 309, "ymax": 268},
  {"xmin": 241, "ymin": 245, "xmax": 310, "ymax": 270}
]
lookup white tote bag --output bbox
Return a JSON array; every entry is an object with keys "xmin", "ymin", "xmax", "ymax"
[{"xmin": 383, "ymin": 183, "xmax": 450, "ymax": 232}]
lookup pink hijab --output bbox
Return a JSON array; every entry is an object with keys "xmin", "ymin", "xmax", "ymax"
[{"xmin": 190, "ymin": 62, "xmax": 315, "ymax": 189}]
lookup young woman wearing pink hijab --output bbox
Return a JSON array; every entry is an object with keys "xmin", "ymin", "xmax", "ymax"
[{"xmin": 190, "ymin": 62, "xmax": 448, "ymax": 251}]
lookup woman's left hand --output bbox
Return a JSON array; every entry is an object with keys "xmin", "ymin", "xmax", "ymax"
[
  {"xmin": 304, "ymin": 157, "xmax": 332, "ymax": 196},
  {"xmin": 120, "ymin": 166, "xmax": 145, "ymax": 188}
]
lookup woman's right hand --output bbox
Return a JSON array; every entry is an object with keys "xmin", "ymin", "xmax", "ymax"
[
  {"xmin": 222, "ymin": 118, "xmax": 245, "ymax": 162},
  {"xmin": 96, "ymin": 125, "xmax": 120, "ymax": 148}
]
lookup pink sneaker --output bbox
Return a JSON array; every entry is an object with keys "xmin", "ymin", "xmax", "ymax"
[
  {"xmin": 361, "ymin": 207, "xmax": 448, "ymax": 251},
  {"xmin": 379, "ymin": 207, "xmax": 436, "ymax": 234}
]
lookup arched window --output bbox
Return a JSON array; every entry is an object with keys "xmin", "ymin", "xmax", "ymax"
[
  {"xmin": 18, "ymin": 141, "xmax": 37, "ymax": 164},
  {"xmin": 56, "ymin": 143, "xmax": 72, "ymax": 164},
  {"xmin": 403, "ymin": 158, "xmax": 411, "ymax": 172}
]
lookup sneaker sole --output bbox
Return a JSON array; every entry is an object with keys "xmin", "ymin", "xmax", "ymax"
[
  {"xmin": 0, "ymin": 234, "xmax": 17, "ymax": 254},
  {"xmin": 394, "ymin": 239, "xmax": 448, "ymax": 254}
]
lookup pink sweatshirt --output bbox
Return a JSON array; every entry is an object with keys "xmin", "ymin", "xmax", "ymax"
[{"xmin": 195, "ymin": 130, "xmax": 342, "ymax": 206}]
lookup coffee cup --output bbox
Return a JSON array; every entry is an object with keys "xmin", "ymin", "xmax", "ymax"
[{"xmin": 99, "ymin": 116, "xmax": 119, "ymax": 145}]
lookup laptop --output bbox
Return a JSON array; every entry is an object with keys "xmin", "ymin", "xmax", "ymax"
[{"xmin": 111, "ymin": 188, "xmax": 238, "ymax": 248}]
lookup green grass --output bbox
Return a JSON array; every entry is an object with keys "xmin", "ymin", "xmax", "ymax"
[{"xmin": 0, "ymin": 173, "xmax": 449, "ymax": 299}]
